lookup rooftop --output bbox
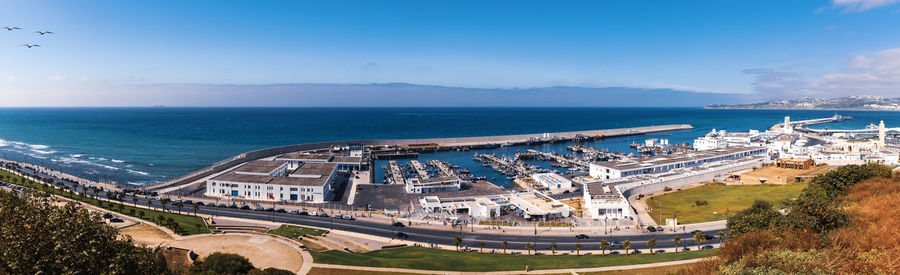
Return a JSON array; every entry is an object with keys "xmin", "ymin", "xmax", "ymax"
[
  {"xmin": 593, "ymin": 146, "xmax": 765, "ymax": 171},
  {"xmin": 232, "ymin": 160, "xmax": 286, "ymax": 175},
  {"xmin": 210, "ymin": 173, "xmax": 275, "ymax": 184},
  {"xmin": 291, "ymin": 162, "xmax": 338, "ymax": 177},
  {"xmin": 277, "ymin": 153, "xmax": 334, "ymax": 161},
  {"xmin": 268, "ymin": 175, "xmax": 330, "ymax": 187}
]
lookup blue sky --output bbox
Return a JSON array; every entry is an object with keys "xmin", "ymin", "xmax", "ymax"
[{"xmin": 2, "ymin": 0, "xmax": 900, "ymax": 106}]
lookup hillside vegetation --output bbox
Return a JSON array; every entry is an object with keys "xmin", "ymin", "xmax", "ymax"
[{"xmin": 685, "ymin": 163, "xmax": 899, "ymax": 274}]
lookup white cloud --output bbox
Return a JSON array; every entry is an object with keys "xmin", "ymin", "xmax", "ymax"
[
  {"xmin": 47, "ymin": 75, "xmax": 68, "ymax": 81},
  {"xmin": 6, "ymin": 76, "xmax": 14, "ymax": 82},
  {"xmin": 832, "ymin": 0, "xmax": 900, "ymax": 11},
  {"xmin": 747, "ymin": 47, "xmax": 900, "ymax": 98}
]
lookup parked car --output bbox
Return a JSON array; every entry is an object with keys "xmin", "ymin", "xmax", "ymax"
[
  {"xmin": 240, "ymin": 205, "xmax": 251, "ymax": 210},
  {"xmin": 701, "ymin": 245, "xmax": 714, "ymax": 250},
  {"xmin": 309, "ymin": 211, "xmax": 318, "ymax": 216},
  {"xmin": 183, "ymin": 200, "xmax": 193, "ymax": 204},
  {"xmin": 217, "ymin": 203, "xmax": 228, "ymax": 208},
  {"xmin": 289, "ymin": 209, "xmax": 299, "ymax": 214},
  {"xmin": 655, "ymin": 226, "xmax": 664, "ymax": 231},
  {"xmin": 196, "ymin": 202, "xmax": 205, "ymax": 206},
  {"xmin": 109, "ymin": 218, "xmax": 124, "ymax": 223},
  {"xmin": 317, "ymin": 212, "xmax": 328, "ymax": 217},
  {"xmin": 395, "ymin": 232, "xmax": 409, "ymax": 239},
  {"xmin": 103, "ymin": 213, "xmax": 113, "ymax": 219},
  {"xmin": 265, "ymin": 208, "xmax": 275, "ymax": 212},
  {"xmin": 342, "ymin": 214, "xmax": 354, "ymax": 220},
  {"xmin": 253, "ymin": 206, "xmax": 265, "ymax": 211},
  {"xmin": 647, "ymin": 226, "xmax": 657, "ymax": 232},
  {"xmin": 228, "ymin": 204, "xmax": 238, "ymax": 209},
  {"xmin": 392, "ymin": 222, "xmax": 406, "ymax": 227},
  {"xmin": 575, "ymin": 234, "xmax": 590, "ymax": 239},
  {"xmin": 682, "ymin": 247, "xmax": 691, "ymax": 252},
  {"xmin": 275, "ymin": 208, "xmax": 287, "ymax": 213},
  {"xmin": 298, "ymin": 211, "xmax": 309, "ymax": 216}
]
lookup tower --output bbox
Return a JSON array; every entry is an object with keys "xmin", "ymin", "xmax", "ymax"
[
  {"xmin": 783, "ymin": 116, "xmax": 793, "ymax": 134},
  {"xmin": 879, "ymin": 120, "xmax": 886, "ymax": 148}
]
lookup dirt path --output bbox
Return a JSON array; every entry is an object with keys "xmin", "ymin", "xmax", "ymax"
[{"xmin": 121, "ymin": 225, "xmax": 303, "ymax": 272}]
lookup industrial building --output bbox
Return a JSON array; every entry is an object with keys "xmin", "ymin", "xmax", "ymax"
[
  {"xmin": 406, "ymin": 176, "xmax": 461, "ymax": 194},
  {"xmin": 205, "ymin": 160, "xmax": 337, "ymax": 203},
  {"xmin": 530, "ymin": 173, "xmax": 573, "ymax": 190},
  {"xmin": 589, "ymin": 146, "xmax": 768, "ymax": 180}
]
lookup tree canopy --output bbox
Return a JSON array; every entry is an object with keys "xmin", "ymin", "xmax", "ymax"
[{"xmin": 0, "ymin": 189, "xmax": 169, "ymax": 274}]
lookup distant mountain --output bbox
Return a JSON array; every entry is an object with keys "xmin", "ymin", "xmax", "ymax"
[
  {"xmin": 707, "ymin": 95, "xmax": 900, "ymax": 111},
  {"xmin": 64, "ymin": 83, "xmax": 752, "ymax": 107}
]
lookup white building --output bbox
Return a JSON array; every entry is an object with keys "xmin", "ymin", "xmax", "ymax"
[
  {"xmin": 274, "ymin": 153, "xmax": 334, "ymax": 169},
  {"xmin": 582, "ymin": 181, "xmax": 634, "ymax": 220},
  {"xmin": 531, "ymin": 173, "xmax": 573, "ymax": 190},
  {"xmin": 419, "ymin": 195, "xmax": 501, "ymax": 219},
  {"xmin": 205, "ymin": 161, "xmax": 337, "ymax": 203},
  {"xmin": 231, "ymin": 160, "xmax": 289, "ymax": 176},
  {"xmin": 589, "ymin": 146, "xmax": 768, "ymax": 180},
  {"xmin": 506, "ymin": 191, "xmax": 573, "ymax": 220},
  {"xmin": 406, "ymin": 177, "xmax": 461, "ymax": 193}
]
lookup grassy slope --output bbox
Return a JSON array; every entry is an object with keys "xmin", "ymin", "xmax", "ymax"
[
  {"xmin": 0, "ymin": 169, "xmax": 209, "ymax": 235},
  {"xmin": 311, "ymin": 246, "xmax": 717, "ymax": 272},
  {"xmin": 645, "ymin": 183, "xmax": 807, "ymax": 224},
  {"xmin": 267, "ymin": 224, "xmax": 328, "ymax": 238}
]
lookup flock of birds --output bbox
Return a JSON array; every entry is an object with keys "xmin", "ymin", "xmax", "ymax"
[{"xmin": 4, "ymin": 26, "xmax": 53, "ymax": 48}]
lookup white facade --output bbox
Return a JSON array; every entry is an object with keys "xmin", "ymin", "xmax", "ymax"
[
  {"xmin": 590, "ymin": 146, "xmax": 768, "ymax": 180},
  {"xmin": 205, "ymin": 162, "xmax": 337, "ymax": 203},
  {"xmin": 418, "ymin": 195, "xmax": 501, "ymax": 219},
  {"xmin": 693, "ymin": 136, "xmax": 728, "ymax": 151},
  {"xmin": 406, "ymin": 177, "xmax": 461, "ymax": 193},
  {"xmin": 582, "ymin": 182, "xmax": 634, "ymax": 220},
  {"xmin": 531, "ymin": 173, "xmax": 573, "ymax": 190}
]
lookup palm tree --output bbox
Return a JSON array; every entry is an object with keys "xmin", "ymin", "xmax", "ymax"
[
  {"xmin": 599, "ymin": 240, "xmax": 609, "ymax": 256},
  {"xmin": 193, "ymin": 204, "xmax": 200, "ymax": 216},
  {"xmin": 175, "ymin": 202, "xmax": 184, "ymax": 214},
  {"xmin": 717, "ymin": 231, "xmax": 726, "ymax": 245},
  {"xmin": 502, "ymin": 241, "xmax": 509, "ymax": 254},
  {"xmin": 674, "ymin": 236, "xmax": 682, "ymax": 253},
  {"xmin": 160, "ymin": 199, "xmax": 168, "ymax": 212},
  {"xmin": 623, "ymin": 240, "xmax": 632, "ymax": 256},
  {"xmin": 453, "ymin": 236, "xmax": 463, "ymax": 251},
  {"xmin": 525, "ymin": 243, "xmax": 534, "ymax": 255},
  {"xmin": 551, "ymin": 242, "xmax": 558, "ymax": 255},
  {"xmin": 131, "ymin": 196, "xmax": 138, "ymax": 207},
  {"xmin": 575, "ymin": 243, "xmax": 582, "ymax": 256},
  {"xmin": 647, "ymin": 238, "xmax": 657, "ymax": 255},
  {"xmin": 478, "ymin": 242, "xmax": 485, "ymax": 253},
  {"xmin": 147, "ymin": 200, "xmax": 153, "ymax": 210},
  {"xmin": 694, "ymin": 231, "xmax": 705, "ymax": 251}
]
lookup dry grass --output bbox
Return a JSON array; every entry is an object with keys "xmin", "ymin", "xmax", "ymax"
[{"xmin": 739, "ymin": 165, "xmax": 830, "ymax": 185}]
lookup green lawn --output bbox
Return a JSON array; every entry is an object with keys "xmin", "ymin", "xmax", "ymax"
[
  {"xmin": 311, "ymin": 246, "xmax": 717, "ymax": 272},
  {"xmin": 268, "ymin": 224, "xmax": 328, "ymax": 238},
  {"xmin": 0, "ymin": 169, "xmax": 210, "ymax": 235},
  {"xmin": 645, "ymin": 182, "xmax": 807, "ymax": 224}
]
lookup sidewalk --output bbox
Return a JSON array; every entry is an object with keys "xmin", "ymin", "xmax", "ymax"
[{"xmin": 312, "ymin": 257, "xmax": 712, "ymax": 275}]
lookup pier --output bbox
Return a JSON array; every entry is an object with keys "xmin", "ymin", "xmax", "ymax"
[
  {"xmin": 407, "ymin": 160, "xmax": 431, "ymax": 180},
  {"xmin": 526, "ymin": 149, "xmax": 589, "ymax": 170},
  {"xmin": 429, "ymin": 160, "xmax": 457, "ymax": 178},
  {"xmin": 770, "ymin": 114, "xmax": 851, "ymax": 132},
  {"xmin": 384, "ymin": 161, "xmax": 407, "ymax": 185}
]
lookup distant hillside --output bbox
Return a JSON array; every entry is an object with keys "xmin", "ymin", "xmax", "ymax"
[{"xmin": 707, "ymin": 95, "xmax": 900, "ymax": 111}]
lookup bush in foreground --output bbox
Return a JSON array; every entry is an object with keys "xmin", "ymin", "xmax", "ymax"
[{"xmin": 190, "ymin": 252, "xmax": 293, "ymax": 275}]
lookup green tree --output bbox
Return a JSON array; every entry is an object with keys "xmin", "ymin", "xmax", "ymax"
[
  {"xmin": 132, "ymin": 196, "xmax": 138, "ymax": 207},
  {"xmin": 717, "ymin": 231, "xmax": 726, "ymax": 245},
  {"xmin": 193, "ymin": 204, "xmax": 200, "ymax": 216},
  {"xmin": 694, "ymin": 231, "xmax": 705, "ymax": 251},
  {"xmin": 623, "ymin": 240, "xmax": 632, "ymax": 255},
  {"xmin": 176, "ymin": 201, "xmax": 184, "ymax": 214},
  {"xmin": 502, "ymin": 241, "xmax": 509, "ymax": 254},
  {"xmin": 726, "ymin": 200, "xmax": 784, "ymax": 238},
  {"xmin": 673, "ymin": 236, "xmax": 682, "ymax": 253},
  {"xmin": 248, "ymin": 267, "xmax": 294, "ymax": 275},
  {"xmin": 453, "ymin": 236, "xmax": 463, "ymax": 251},
  {"xmin": 647, "ymin": 238, "xmax": 657, "ymax": 254},
  {"xmin": 525, "ymin": 243, "xmax": 534, "ymax": 255},
  {"xmin": 190, "ymin": 252, "xmax": 254, "ymax": 275},
  {"xmin": 0, "ymin": 190, "xmax": 168, "ymax": 274},
  {"xmin": 478, "ymin": 241, "xmax": 485, "ymax": 253},
  {"xmin": 599, "ymin": 240, "xmax": 609, "ymax": 256},
  {"xmin": 575, "ymin": 243, "xmax": 582, "ymax": 256},
  {"xmin": 551, "ymin": 242, "xmax": 557, "ymax": 255}
]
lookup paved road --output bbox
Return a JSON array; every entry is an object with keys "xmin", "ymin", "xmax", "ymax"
[{"xmin": 5, "ymin": 164, "xmax": 721, "ymax": 252}]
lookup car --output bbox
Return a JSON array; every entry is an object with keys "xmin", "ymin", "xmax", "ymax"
[
  {"xmin": 318, "ymin": 212, "xmax": 328, "ymax": 217},
  {"xmin": 109, "ymin": 218, "xmax": 124, "ymax": 223},
  {"xmin": 701, "ymin": 245, "xmax": 714, "ymax": 250},
  {"xmin": 253, "ymin": 206, "xmax": 265, "ymax": 211},
  {"xmin": 103, "ymin": 213, "xmax": 113, "ymax": 219},
  {"xmin": 575, "ymin": 234, "xmax": 589, "ymax": 239},
  {"xmin": 690, "ymin": 230, "xmax": 703, "ymax": 235},
  {"xmin": 655, "ymin": 226, "xmax": 664, "ymax": 231},
  {"xmin": 342, "ymin": 214, "xmax": 354, "ymax": 220},
  {"xmin": 395, "ymin": 232, "xmax": 409, "ymax": 239},
  {"xmin": 309, "ymin": 211, "xmax": 318, "ymax": 216},
  {"xmin": 184, "ymin": 200, "xmax": 193, "ymax": 204},
  {"xmin": 704, "ymin": 234, "xmax": 715, "ymax": 241},
  {"xmin": 682, "ymin": 247, "xmax": 691, "ymax": 252},
  {"xmin": 265, "ymin": 208, "xmax": 275, "ymax": 212},
  {"xmin": 392, "ymin": 222, "xmax": 406, "ymax": 227},
  {"xmin": 647, "ymin": 226, "xmax": 657, "ymax": 232},
  {"xmin": 298, "ymin": 211, "xmax": 309, "ymax": 216},
  {"xmin": 196, "ymin": 202, "xmax": 205, "ymax": 206},
  {"xmin": 289, "ymin": 209, "xmax": 299, "ymax": 214},
  {"xmin": 631, "ymin": 249, "xmax": 642, "ymax": 255},
  {"xmin": 228, "ymin": 204, "xmax": 238, "ymax": 209},
  {"xmin": 217, "ymin": 203, "xmax": 227, "ymax": 208},
  {"xmin": 240, "ymin": 205, "xmax": 251, "ymax": 210}
]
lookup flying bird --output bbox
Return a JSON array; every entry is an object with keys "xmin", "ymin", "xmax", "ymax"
[
  {"xmin": 35, "ymin": 31, "xmax": 53, "ymax": 35},
  {"xmin": 23, "ymin": 44, "xmax": 40, "ymax": 48},
  {"xmin": 4, "ymin": 26, "xmax": 21, "ymax": 31}
]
